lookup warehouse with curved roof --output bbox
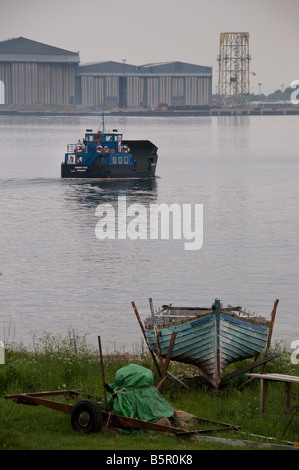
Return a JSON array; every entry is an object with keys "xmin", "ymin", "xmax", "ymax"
[
  {"xmin": 77, "ymin": 60, "xmax": 212, "ymax": 109},
  {"xmin": 0, "ymin": 37, "xmax": 212, "ymax": 109},
  {"xmin": 0, "ymin": 37, "xmax": 80, "ymax": 105}
]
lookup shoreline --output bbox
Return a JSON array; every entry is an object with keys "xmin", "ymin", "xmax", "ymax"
[{"xmin": 1, "ymin": 104, "xmax": 299, "ymax": 117}]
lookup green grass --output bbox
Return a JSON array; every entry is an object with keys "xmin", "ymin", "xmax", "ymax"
[{"xmin": 0, "ymin": 332, "xmax": 298, "ymax": 450}]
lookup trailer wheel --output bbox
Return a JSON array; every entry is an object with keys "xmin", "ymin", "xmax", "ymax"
[{"xmin": 71, "ymin": 400, "xmax": 102, "ymax": 433}]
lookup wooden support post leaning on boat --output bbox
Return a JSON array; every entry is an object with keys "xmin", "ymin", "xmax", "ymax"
[
  {"xmin": 237, "ymin": 298, "xmax": 280, "ymax": 389},
  {"xmin": 262, "ymin": 298, "xmax": 279, "ymax": 373},
  {"xmin": 268, "ymin": 299, "xmax": 279, "ymax": 349},
  {"xmin": 149, "ymin": 298, "xmax": 164, "ymax": 370},
  {"xmin": 156, "ymin": 332, "xmax": 177, "ymax": 393},
  {"xmin": 131, "ymin": 301, "xmax": 161, "ymax": 376},
  {"xmin": 131, "ymin": 300, "xmax": 190, "ymax": 390}
]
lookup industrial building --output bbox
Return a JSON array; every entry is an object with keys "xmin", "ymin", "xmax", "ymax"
[
  {"xmin": 77, "ymin": 60, "xmax": 212, "ymax": 109},
  {"xmin": 0, "ymin": 37, "xmax": 80, "ymax": 105},
  {"xmin": 0, "ymin": 37, "xmax": 212, "ymax": 108}
]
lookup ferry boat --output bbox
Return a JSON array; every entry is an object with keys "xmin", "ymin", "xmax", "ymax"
[{"xmin": 61, "ymin": 119, "xmax": 158, "ymax": 179}]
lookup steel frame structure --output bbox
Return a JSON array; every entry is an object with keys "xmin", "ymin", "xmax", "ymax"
[{"xmin": 217, "ymin": 32, "xmax": 251, "ymax": 107}]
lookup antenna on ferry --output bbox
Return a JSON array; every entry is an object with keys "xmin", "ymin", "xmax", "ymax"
[{"xmin": 98, "ymin": 113, "xmax": 105, "ymax": 133}]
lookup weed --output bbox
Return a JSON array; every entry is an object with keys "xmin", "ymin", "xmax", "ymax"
[{"xmin": 0, "ymin": 332, "xmax": 298, "ymax": 450}]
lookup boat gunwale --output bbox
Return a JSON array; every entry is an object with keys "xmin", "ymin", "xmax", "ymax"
[{"xmin": 144, "ymin": 307, "xmax": 271, "ymax": 332}]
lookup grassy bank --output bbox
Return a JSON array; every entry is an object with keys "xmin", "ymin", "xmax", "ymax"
[{"xmin": 0, "ymin": 331, "xmax": 298, "ymax": 450}]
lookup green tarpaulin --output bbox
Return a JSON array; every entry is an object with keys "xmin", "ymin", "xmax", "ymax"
[{"xmin": 108, "ymin": 364, "xmax": 174, "ymax": 422}]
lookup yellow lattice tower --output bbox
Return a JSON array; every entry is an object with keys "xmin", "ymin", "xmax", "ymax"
[{"xmin": 217, "ymin": 32, "xmax": 251, "ymax": 107}]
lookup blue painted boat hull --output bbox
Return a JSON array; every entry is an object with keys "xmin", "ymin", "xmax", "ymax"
[{"xmin": 144, "ymin": 301, "xmax": 271, "ymax": 387}]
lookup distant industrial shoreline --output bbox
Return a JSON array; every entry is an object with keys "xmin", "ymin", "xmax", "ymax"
[{"xmin": 0, "ymin": 104, "xmax": 299, "ymax": 117}]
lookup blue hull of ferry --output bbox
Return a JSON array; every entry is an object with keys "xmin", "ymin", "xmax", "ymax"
[{"xmin": 61, "ymin": 159, "xmax": 157, "ymax": 179}]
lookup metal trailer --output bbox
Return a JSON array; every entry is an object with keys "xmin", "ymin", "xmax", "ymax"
[
  {"xmin": 4, "ymin": 336, "xmax": 239, "ymax": 436},
  {"xmin": 4, "ymin": 389, "xmax": 240, "ymax": 436}
]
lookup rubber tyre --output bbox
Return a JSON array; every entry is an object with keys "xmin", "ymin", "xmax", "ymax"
[{"xmin": 71, "ymin": 400, "xmax": 102, "ymax": 433}]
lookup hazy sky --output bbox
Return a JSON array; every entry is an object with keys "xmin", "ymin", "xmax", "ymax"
[{"xmin": 0, "ymin": 0, "xmax": 298, "ymax": 94}]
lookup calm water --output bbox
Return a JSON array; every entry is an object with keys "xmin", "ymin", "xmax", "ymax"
[{"xmin": 0, "ymin": 113, "xmax": 298, "ymax": 352}]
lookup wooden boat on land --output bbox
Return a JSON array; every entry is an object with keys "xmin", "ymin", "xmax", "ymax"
[{"xmin": 141, "ymin": 298, "xmax": 278, "ymax": 388}]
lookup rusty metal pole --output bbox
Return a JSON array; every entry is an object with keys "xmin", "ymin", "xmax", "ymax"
[{"xmin": 98, "ymin": 336, "xmax": 108, "ymax": 411}]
